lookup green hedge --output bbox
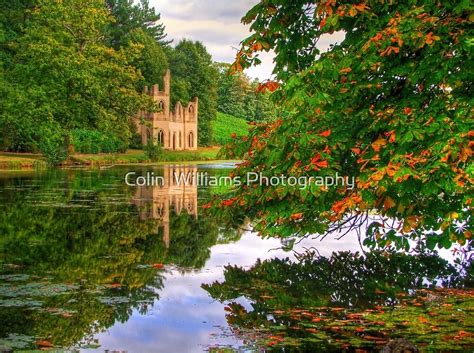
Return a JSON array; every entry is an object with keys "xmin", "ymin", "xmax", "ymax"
[{"xmin": 72, "ymin": 129, "xmax": 127, "ymax": 154}]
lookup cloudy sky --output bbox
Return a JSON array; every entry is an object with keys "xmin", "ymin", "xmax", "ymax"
[
  {"xmin": 150, "ymin": 0, "xmax": 343, "ymax": 80},
  {"xmin": 149, "ymin": 0, "xmax": 274, "ymax": 80}
]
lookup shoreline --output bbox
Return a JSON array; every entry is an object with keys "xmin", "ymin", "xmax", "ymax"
[{"xmin": 0, "ymin": 147, "xmax": 232, "ymax": 170}]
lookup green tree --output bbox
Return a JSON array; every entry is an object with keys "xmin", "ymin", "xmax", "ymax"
[
  {"xmin": 217, "ymin": 1, "xmax": 473, "ymax": 250},
  {"xmin": 124, "ymin": 28, "xmax": 168, "ymax": 88},
  {"xmin": 1, "ymin": 0, "xmax": 151, "ymax": 162},
  {"xmin": 215, "ymin": 62, "xmax": 248, "ymax": 119},
  {"xmin": 216, "ymin": 62, "xmax": 278, "ymax": 122},
  {"xmin": 246, "ymin": 78, "xmax": 278, "ymax": 122},
  {"xmin": 168, "ymin": 40, "xmax": 218, "ymax": 146},
  {"xmin": 105, "ymin": 0, "xmax": 169, "ymax": 48}
]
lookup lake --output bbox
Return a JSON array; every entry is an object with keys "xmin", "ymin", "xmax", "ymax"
[{"xmin": 0, "ymin": 164, "xmax": 472, "ymax": 352}]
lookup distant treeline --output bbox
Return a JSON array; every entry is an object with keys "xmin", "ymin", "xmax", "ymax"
[{"xmin": 0, "ymin": 0, "xmax": 277, "ymax": 163}]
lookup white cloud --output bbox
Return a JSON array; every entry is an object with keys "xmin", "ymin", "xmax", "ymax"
[{"xmin": 149, "ymin": 1, "xmax": 345, "ymax": 80}]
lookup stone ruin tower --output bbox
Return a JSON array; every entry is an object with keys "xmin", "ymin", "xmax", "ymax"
[{"xmin": 136, "ymin": 70, "xmax": 198, "ymax": 150}]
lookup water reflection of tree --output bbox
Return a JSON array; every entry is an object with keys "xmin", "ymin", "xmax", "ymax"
[
  {"xmin": 0, "ymin": 169, "xmax": 243, "ymax": 350},
  {"xmin": 203, "ymin": 251, "xmax": 474, "ymax": 351}
]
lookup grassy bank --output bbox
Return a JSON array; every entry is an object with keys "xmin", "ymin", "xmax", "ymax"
[
  {"xmin": 0, "ymin": 152, "xmax": 48, "ymax": 170},
  {"xmin": 0, "ymin": 147, "xmax": 224, "ymax": 170},
  {"xmin": 69, "ymin": 147, "xmax": 222, "ymax": 166},
  {"xmin": 212, "ymin": 112, "xmax": 249, "ymax": 145},
  {"xmin": 0, "ymin": 112, "xmax": 249, "ymax": 170}
]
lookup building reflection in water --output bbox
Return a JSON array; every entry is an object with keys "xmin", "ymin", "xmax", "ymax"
[{"xmin": 131, "ymin": 166, "xmax": 198, "ymax": 248}]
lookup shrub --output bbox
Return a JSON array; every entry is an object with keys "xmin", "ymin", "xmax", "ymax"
[
  {"xmin": 72, "ymin": 129, "xmax": 127, "ymax": 154},
  {"xmin": 38, "ymin": 138, "xmax": 68, "ymax": 166},
  {"xmin": 145, "ymin": 140, "xmax": 162, "ymax": 161}
]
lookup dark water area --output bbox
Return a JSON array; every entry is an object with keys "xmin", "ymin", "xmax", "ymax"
[{"xmin": 0, "ymin": 165, "xmax": 472, "ymax": 352}]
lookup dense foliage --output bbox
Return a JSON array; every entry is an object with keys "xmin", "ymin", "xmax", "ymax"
[
  {"xmin": 168, "ymin": 40, "xmax": 219, "ymax": 146},
  {"xmin": 217, "ymin": 0, "xmax": 473, "ymax": 250},
  {"xmin": 0, "ymin": 0, "xmax": 155, "ymax": 163},
  {"xmin": 72, "ymin": 129, "xmax": 128, "ymax": 154},
  {"xmin": 1, "ymin": 0, "xmax": 245, "ymax": 161},
  {"xmin": 105, "ymin": 0, "xmax": 170, "ymax": 48},
  {"xmin": 123, "ymin": 28, "xmax": 169, "ymax": 89},
  {"xmin": 216, "ymin": 62, "xmax": 277, "ymax": 122}
]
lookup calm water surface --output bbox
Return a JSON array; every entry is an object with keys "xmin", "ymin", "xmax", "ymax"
[
  {"xmin": 0, "ymin": 164, "xmax": 362, "ymax": 352},
  {"xmin": 0, "ymin": 164, "xmax": 466, "ymax": 352}
]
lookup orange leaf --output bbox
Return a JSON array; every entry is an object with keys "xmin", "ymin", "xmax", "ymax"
[
  {"xmin": 419, "ymin": 316, "xmax": 429, "ymax": 324},
  {"xmin": 351, "ymin": 147, "xmax": 361, "ymax": 155},
  {"xmin": 221, "ymin": 198, "xmax": 237, "ymax": 207},
  {"xmin": 291, "ymin": 213, "xmax": 303, "ymax": 221},
  {"xmin": 383, "ymin": 196, "xmax": 396, "ymax": 210},
  {"xmin": 371, "ymin": 137, "xmax": 387, "ymax": 152},
  {"xmin": 320, "ymin": 17, "xmax": 327, "ymax": 29},
  {"xmin": 310, "ymin": 154, "xmax": 329, "ymax": 170},
  {"xmin": 152, "ymin": 263, "xmax": 164, "ymax": 269},
  {"xmin": 319, "ymin": 129, "xmax": 331, "ymax": 137},
  {"xmin": 36, "ymin": 341, "xmax": 54, "ymax": 348},
  {"xmin": 201, "ymin": 202, "xmax": 213, "ymax": 209},
  {"xmin": 339, "ymin": 67, "xmax": 352, "ymax": 74},
  {"xmin": 250, "ymin": 42, "xmax": 263, "ymax": 51},
  {"xmin": 266, "ymin": 81, "xmax": 280, "ymax": 92},
  {"xmin": 230, "ymin": 61, "xmax": 243, "ymax": 74},
  {"xmin": 354, "ymin": 3, "xmax": 369, "ymax": 12},
  {"xmin": 389, "ymin": 131, "xmax": 396, "ymax": 143}
]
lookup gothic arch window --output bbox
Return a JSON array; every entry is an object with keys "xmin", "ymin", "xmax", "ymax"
[
  {"xmin": 188, "ymin": 105, "xmax": 194, "ymax": 120},
  {"xmin": 157, "ymin": 130, "xmax": 164, "ymax": 146},
  {"xmin": 146, "ymin": 129, "xmax": 151, "ymax": 144},
  {"xmin": 157, "ymin": 202, "xmax": 164, "ymax": 218},
  {"xmin": 172, "ymin": 132, "xmax": 177, "ymax": 150},
  {"xmin": 158, "ymin": 100, "xmax": 164, "ymax": 112},
  {"xmin": 188, "ymin": 131, "xmax": 194, "ymax": 148},
  {"xmin": 179, "ymin": 132, "xmax": 182, "ymax": 148}
]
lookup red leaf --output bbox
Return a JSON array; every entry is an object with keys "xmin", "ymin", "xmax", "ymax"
[
  {"xmin": 256, "ymin": 81, "xmax": 280, "ymax": 93},
  {"xmin": 221, "ymin": 198, "xmax": 237, "ymax": 207},
  {"xmin": 266, "ymin": 81, "xmax": 280, "ymax": 92},
  {"xmin": 201, "ymin": 202, "xmax": 213, "ymax": 209},
  {"xmin": 310, "ymin": 154, "xmax": 329, "ymax": 171},
  {"xmin": 320, "ymin": 17, "xmax": 327, "ymax": 29},
  {"xmin": 319, "ymin": 129, "xmax": 331, "ymax": 137},
  {"xmin": 351, "ymin": 147, "xmax": 361, "ymax": 155}
]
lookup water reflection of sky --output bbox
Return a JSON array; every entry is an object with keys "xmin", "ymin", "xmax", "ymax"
[
  {"xmin": 0, "ymin": 167, "xmax": 459, "ymax": 352},
  {"xmin": 85, "ymin": 231, "xmax": 363, "ymax": 352}
]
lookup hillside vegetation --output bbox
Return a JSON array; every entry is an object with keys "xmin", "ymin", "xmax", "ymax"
[{"xmin": 212, "ymin": 112, "xmax": 249, "ymax": 145}]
